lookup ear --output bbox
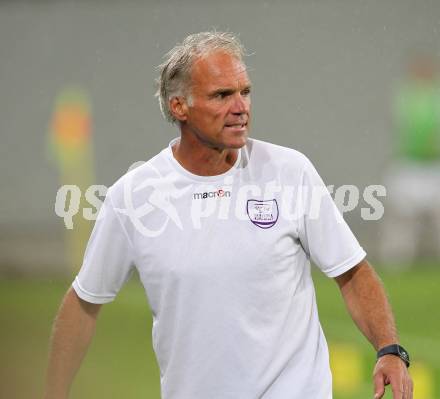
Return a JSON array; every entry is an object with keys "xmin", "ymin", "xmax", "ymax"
[{"xmin": 169, "ymin": 97, "xmax": 188, "ymax": 122}]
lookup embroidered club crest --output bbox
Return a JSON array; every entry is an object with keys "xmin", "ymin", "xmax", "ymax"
[{"xmin": 246, "ymin": 199, "xmax": 279, "ymax": 229}]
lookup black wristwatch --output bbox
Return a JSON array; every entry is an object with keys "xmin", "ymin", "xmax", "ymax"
[{"xmin": 377, "ymin": 344, "xmax": 410, "ymax": 368}]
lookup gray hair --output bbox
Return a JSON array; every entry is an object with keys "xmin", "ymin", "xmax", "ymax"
[{"xmin": 155, "ymin": 31, "xmax": 246, "ymax": 123}]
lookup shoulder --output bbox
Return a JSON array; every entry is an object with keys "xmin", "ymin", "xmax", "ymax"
[
  {"xmin": 247, "ymin": 138, "xmax": 315, "ymax": 172},
  {"xmin": 106, "ymin": 148, "xmax": 171, "ymax": 207}
]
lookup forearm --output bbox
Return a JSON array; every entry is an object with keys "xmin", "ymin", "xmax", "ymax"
[
  {"xmin": 44, "ymin": 287, "xmax": 101, "ymax": 399},
  {"xmin": 335, "ymin": 260, "xmax": 398, "ymax": 350}
]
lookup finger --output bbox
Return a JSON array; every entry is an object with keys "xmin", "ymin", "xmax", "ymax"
[
  {"xmin": 402, "ymin": 375, "xmax": 408, "ymax": 399},
  {"xmin": 373, "ymin": 373, "xmax": 385, "ymax": 399},
  {"xmin": 402, "ymin": 370, "xmax": 412, "ymax": 399},
  {"xmin": 406, "ymin": 374, "xmax": 413, "ymax": 399},
  {"xmin": 390, "ymin": 378, "xmax": 404, "ymax": 399},
  {"xmin": 400, "ymin": 372, "xmax": 409, "ymax": 399}
]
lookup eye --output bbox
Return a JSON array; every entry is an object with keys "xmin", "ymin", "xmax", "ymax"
[
  {"xmin": 215, "ymin": 91, "xmax": 231, "ymax": 99},
  {"xmin": 241, "ymin": 88, "xmax": 251, "ymax": 96}
]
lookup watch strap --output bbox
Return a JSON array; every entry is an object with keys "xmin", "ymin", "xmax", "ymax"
[{"xmin": 377, "ymin": 344, "xmax": 410, "ymax": 368}]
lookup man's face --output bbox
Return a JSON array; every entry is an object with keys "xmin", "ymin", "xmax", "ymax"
[{"xmin": 181, "ymin": 51, "xmax": 251, "ymax": 150}]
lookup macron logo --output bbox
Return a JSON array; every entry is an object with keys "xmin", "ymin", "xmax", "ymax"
[{"xmin": 193, "ymin": 189, "xmax": 231, "ymax": 200}]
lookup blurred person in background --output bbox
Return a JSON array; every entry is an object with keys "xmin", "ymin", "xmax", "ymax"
[
  {"xmin": 44, "ymin": 31, "xmax": 412, "ymax": 399},
  {"xmin": 380, "ymin": 52, "xmax": 440, "ymax": 266}
]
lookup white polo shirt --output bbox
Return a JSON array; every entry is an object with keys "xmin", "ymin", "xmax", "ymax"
[{"xmin": 73, "ymin": 138, "xmax": 366, "ymax": 399}]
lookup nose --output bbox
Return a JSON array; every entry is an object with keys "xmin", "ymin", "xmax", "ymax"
[{"xmin": 231, "ymin": 92, "xmax": 250, "ymax": 115}]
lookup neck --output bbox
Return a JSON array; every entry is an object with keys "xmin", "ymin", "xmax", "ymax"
[{"xmin": 172, "ymin": 131, "xmax": 239, "ymax": 177}]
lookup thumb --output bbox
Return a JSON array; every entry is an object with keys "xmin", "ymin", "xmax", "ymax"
[{"xmin": 373, "ymin": 372, "xmax": 385, "ymax": 399}]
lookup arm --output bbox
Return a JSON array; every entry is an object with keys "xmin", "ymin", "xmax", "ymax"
[
  {"xmin": 334, "ymin": 259, "xmax": 412, "ymax": 399},
  {"xmin": 44, "ymin": 287, "xmax": 102, "ymax": 399}
]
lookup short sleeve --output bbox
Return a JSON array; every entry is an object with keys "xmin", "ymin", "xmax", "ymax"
[
  {"xmin": 72, "ymin": 189, "xmax": 135, "ymax": 304},
  {"xmin": 298, "ymin": 157, "xmax": 366, "ymax": 278}
]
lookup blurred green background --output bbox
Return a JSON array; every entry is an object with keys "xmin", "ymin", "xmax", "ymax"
[{"xmin": 1, "ymin": 265, "xmax": 439, "ymax": 398}]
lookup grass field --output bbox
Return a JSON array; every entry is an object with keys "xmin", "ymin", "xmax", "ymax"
[{"xmin": 1, "ymin": 265, "xmax": 439, "ymax": 398}]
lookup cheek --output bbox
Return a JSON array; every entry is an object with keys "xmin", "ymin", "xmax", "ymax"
[
  {"xmin": 198, "ymin": 103, "xmax": 221, "ymax": 117},
  {"xmin": 207, "ymin": 107, "xmax": 227, "ymax": 123}
]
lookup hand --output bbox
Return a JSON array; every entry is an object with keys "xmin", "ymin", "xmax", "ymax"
[{"xmin": 373, "ymin": 355, "xmax": 413, "ymax": 399}]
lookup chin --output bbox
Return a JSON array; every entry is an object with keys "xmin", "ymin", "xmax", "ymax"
[
  {"xmin": 226, "ymin": 136, "xmax": 247, "ymax": 149},
  {"xmin": 227, "ymin": 130, "xmax": 249, "ymax": 148}
]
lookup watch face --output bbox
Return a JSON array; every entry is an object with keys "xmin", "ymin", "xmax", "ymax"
[
  {"xmin": 401, "ymin": 351, "xmax": 409, "ymax": 360},
  {"xmin": 397, "ymin": 346, "xmax": 410, "ymax": 365}
]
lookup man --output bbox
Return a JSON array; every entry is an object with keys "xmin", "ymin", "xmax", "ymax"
[{"xmin": 45, "ymin": 31, "xmax": 413, "ymax": 399}]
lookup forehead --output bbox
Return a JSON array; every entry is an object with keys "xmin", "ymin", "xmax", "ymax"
[{"xmin": 190, "ymin": 51, "xmax": 250, "ymax": 91}]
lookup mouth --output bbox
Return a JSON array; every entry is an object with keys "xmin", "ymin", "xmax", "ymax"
[{"xmin": 224, "ymin": 122, "xmax": 248, "ymax": 131}]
